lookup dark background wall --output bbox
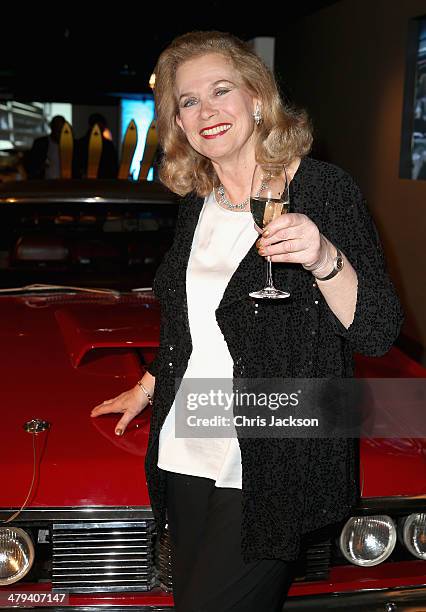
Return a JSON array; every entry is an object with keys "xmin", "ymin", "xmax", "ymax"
[{"xmin": 275, "ymin": 0, "xmax": 426, "ymax": 363}]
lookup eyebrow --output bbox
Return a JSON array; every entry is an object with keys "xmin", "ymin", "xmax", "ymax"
[{"xmin": 178, "ymin": 79, "xmax": 235, "ymax": 102}]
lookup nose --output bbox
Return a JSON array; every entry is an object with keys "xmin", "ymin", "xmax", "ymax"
[{"xmin": 200, "ymin": 98, "xmax": 218, "ymax": 120}]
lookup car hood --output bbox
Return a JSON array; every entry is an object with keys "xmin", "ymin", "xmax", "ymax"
[
  {"xmin": 1, "ymin": 291, "xmax": 160, "ymax": 508},
  {"xmin": 355, "ymin": 350, "xmax": 426, "ymax": 498},
  {"xmin": 1, "ymin": 291, "xmax": 425, "ymax": 509}
]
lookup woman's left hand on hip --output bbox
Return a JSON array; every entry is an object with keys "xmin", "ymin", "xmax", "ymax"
[{"xmin": 255, "ymin": 212, "xmax": 322, "ymax": 265}]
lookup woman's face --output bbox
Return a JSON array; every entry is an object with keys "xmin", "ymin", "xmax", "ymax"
[{"xmin": 175, "ymin": 53, "xmax": 259, "ymax": 164}]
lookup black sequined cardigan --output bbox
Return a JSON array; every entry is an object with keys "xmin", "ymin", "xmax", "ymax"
[{"xmin": 144, "ymin": 157, "xmax": 404, "ymax": 562}]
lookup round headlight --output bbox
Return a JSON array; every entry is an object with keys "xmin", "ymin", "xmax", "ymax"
[
  {"xmin": 0, "ymin": 527, "xmax": 35, "ymax": 585},
  {"xmin": 402, "ymin": 513, "xmax": 426, "ymax": 560},
  {"xmin": 339, "ymin": 515, "xmax": 396, "ymax": 566}
]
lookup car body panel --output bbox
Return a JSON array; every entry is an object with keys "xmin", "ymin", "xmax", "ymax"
[
  {"xmin": 354, "ymin": 349, "xmax": 426, "ymax": 498},
  {"xmin": 0, "ymin": 292, "xmax": 160, "ymax": 508},
  {"xmin": 1, "ymin": 289, "xmax": 424, "ymax": 507}
]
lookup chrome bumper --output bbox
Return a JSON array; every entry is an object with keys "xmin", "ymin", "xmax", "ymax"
[
  {"xmin": 283, "ymin": 585, "xmax": 426, "ymax": 610},
  {"xmin": 5, "ymin": 585, "xmax": 426, "ymax": 611}
]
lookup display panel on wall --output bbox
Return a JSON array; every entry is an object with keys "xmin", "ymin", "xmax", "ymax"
[
  {"xmin": 400, "ymin": 16, "xmax": 426, "ymax": 180},
  {"xmin": 120, "ymin": 97, "xmax": 155, "ymax": 181}
]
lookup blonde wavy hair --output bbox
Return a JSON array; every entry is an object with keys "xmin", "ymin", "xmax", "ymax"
[{"xmin": 154, "ymin": 30, "xmax": 313, "ymax": 197}]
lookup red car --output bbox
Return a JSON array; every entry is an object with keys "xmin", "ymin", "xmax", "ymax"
[{"xmin": 0, "ymin": 179, "xmax": 425, "ymax": 611}]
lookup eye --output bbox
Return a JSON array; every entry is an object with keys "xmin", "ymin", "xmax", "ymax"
[
  {"xmin": 182, "ymin": 98, "xmax": 197, "ymax": 108},
  {"xmin": 216, "ymin": 88, "xmax": 229, "ymax": 96}
]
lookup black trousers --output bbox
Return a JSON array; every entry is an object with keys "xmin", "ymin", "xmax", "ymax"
[{"xmin": 163, "ymin": 470, "xmax": 296, "ymax": 612}]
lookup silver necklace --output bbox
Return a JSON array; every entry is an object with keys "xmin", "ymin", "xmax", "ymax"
[{"xmin": 216, "ymin": 180, "xmax": 269, "ymax": 211}]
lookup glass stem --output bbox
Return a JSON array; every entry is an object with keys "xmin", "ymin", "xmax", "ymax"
[{"xmin": 265, "ymin": 255, "xmax": 274, "ymax": 288}]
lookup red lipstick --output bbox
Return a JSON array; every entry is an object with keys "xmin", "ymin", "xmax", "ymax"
[{"xmin": 199, "ymin": 123, "xmax": 232, "ymax": 139}]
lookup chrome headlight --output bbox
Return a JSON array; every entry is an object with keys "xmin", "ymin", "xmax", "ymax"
[
  {"xmin": 339, "ymin": 515, "xmax": 396, "ymax": 566},
  {"xmin": 402, "ymin": 513, "xmax": 426, "ymax": 560},
  {"xmin": 0, "ymin": 527, "xmax": 35, "ymax": 585}
]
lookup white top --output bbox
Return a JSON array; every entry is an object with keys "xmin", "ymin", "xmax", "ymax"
[{"xmin": 157, "ymin": 190, "xmax": 258, "ymax": 488}]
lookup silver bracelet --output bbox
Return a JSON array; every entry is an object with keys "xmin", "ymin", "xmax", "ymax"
[{"xmin": 137, "ymin": 380, "xmax": 153, "ymax": 405}]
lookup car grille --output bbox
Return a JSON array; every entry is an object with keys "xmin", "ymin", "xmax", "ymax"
[
  {"xmin": 155, "ymin": 528, "xmax": 173, "ymax": 592},
  {"xmin": 51, "ymin": 521, "xmax": 157, "ymax": 593},
  {"xmin": 156, "ymin": 527, "xmax": 331, "ymax": 586},
  {"xmin": 301, "ymin": 539, "xmax": 332, "ymax": 581}
]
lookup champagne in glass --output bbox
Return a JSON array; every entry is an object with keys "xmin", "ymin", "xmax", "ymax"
[
  {"xmin": 250, "ymin": 196, "xmax": 290, "ymax": 231},
  {"xmin": 249, "ymin": 164, "xmax": 290, "ymax": 299}
]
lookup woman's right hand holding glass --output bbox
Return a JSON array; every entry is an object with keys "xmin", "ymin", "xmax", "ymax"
[{"xmin": 90, "ymin": 374, "xmax": 155, "ymax": 436}]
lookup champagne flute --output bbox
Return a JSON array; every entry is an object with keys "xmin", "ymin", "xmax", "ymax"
[{"xmin": 249, "ymin": 164, "xmax": 290, "ymax": 299}]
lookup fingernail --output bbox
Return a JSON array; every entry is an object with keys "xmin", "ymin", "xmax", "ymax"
[
  {"xmin": 115, "ymin": 429, "xmax": 123, "ymax": 436},
  {"xmin": 258, "ymin": 248, "xmax": 266, "ymax": 256},
  {"xmin": 262, "ymin": 230, "xmax": 270, "ymax": 237}
]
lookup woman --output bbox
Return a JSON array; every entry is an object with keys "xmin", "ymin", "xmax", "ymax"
[{"xmin": 91, "ymin": 31, "xmax": 404, "ymax": 611}]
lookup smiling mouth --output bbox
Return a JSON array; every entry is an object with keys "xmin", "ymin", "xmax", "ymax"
[{"xmin": 200, "ymin": 124, "xmax": 232, "ymax": 138}]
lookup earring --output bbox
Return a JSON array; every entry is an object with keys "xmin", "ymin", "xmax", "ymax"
[{"xmin": 253, "ymin": 103, "xmax": 262, "ymax": 126}]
